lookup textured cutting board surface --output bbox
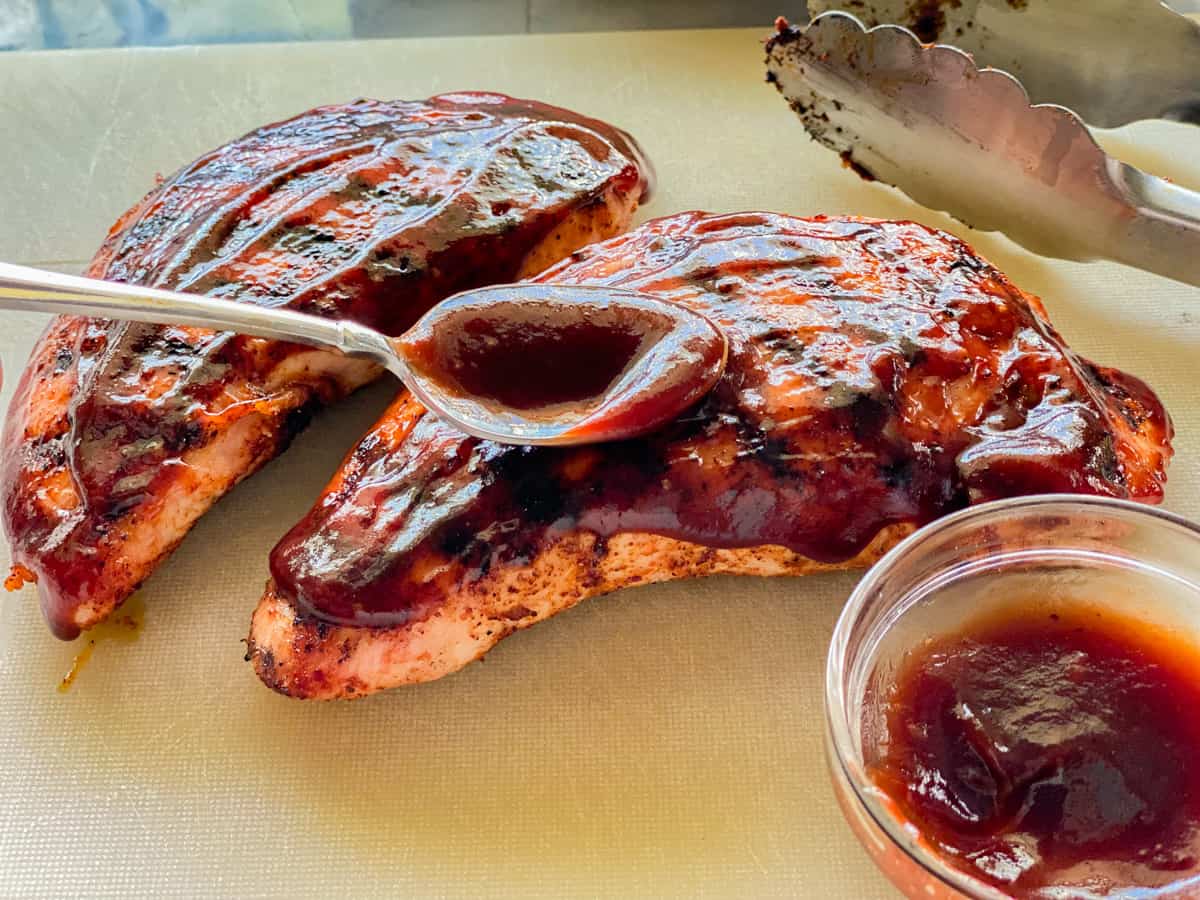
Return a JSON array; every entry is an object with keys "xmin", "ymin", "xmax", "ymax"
[{"xmin": 1, "ymin": 27, "xmax": 1198, "ymax": 899}]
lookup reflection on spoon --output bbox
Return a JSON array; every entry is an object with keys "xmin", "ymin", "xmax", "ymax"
[{"xmin": 0, "ymin": 264, "xmax": 727, "ymax": 446}]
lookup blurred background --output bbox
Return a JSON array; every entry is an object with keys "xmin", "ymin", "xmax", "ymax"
[
  {"xmin": 0, "ymin": 0, "xmax": 802, "ymax": 49},
  {"xmin": 4, "ymin": 0, "xmax": 1198, "ymax": 50}
]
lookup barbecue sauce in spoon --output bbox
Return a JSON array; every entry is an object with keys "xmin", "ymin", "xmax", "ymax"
[
  {"xmin": 871, "ymin": 599, "xmax": 1200, "ymax": 896},
  {"xmin": 393, "ymin": 285, "xmax": 727, "ymax": 445}
]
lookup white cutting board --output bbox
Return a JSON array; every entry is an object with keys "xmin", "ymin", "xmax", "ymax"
[{"xmin": 1, "ymin": 27, "xmax": 1198, "ymax": 899}]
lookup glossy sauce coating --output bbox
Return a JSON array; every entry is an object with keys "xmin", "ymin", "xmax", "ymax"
[
  {"xmin": 871, "ymin": 601, "xmax": 1200, "ymax": 896},
  {"xmin": 269, "ymin": 212, "xmax": 1172, "ymax": 627},
  {"xmin": 396, "ymin": 285, "xmax": 726, "ymax": 442},
  {"xmin": 405, "ymin": 298, "xmax": 645, "ymax": 410},
  {"xmin": 2, "ymin": 92, "xmax": 651, "ymax": 638}
]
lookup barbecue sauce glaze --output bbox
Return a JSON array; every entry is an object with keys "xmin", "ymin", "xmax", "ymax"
[
  {"xmin": 269, "ymin": 213, "xmax": 1172, "ymax": 628},
  {"xmin": 2, "ymin": 92, "xmax": 652, "ymax": 638},
  {"xmin": 872, "ymin": 600, "xmax": 1200, "ymax": 896}
]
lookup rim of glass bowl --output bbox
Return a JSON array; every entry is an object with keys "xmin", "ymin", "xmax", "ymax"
[{"xmin": 824, "ymin": 493, "xmax": 1200, "ymax": 899}]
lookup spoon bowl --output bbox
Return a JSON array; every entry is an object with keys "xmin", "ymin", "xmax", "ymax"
[{"xmin": 396, "ymin": 284, "xmax": 727, "ymax": 445}]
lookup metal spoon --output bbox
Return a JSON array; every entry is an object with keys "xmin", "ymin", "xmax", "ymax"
[{"xmin": 0, "ymin": 262, "xmax": 727, "ymax": 446}]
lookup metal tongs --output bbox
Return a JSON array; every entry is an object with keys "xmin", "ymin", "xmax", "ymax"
[{"xmin": 765, "ymin": 0, "xmax": 1200, "ymax": 286}]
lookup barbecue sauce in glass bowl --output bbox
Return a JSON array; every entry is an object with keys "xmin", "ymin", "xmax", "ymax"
[{"xmin": 871, "ymin": 597, "xmax": 1200, "ymax": 897}]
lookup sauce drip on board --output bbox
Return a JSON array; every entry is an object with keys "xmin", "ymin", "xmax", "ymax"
[
  {"xmin": 56, "ymin": 594, "xmax": 144, "ymax": 693},
  {"xmin": 268, "ymin": 212, "xmax": 1172, "ymax": 629},
  {"xmin": 870, "ymin": 599, "xmax": 1200, "ymax": 896},
  {"xmin": 395, "ymin": 285, "xmax": 726, "ymax": 443}
]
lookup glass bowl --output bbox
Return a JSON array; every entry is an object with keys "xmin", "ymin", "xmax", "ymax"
[{"xmin": 825, "ymin": 494, "xmax": 1200, "ymax": 899}]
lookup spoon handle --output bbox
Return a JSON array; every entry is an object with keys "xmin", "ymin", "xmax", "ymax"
[{"xmin": 0, "ymin": 261, "xmax": 399, "ymax": 374}]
